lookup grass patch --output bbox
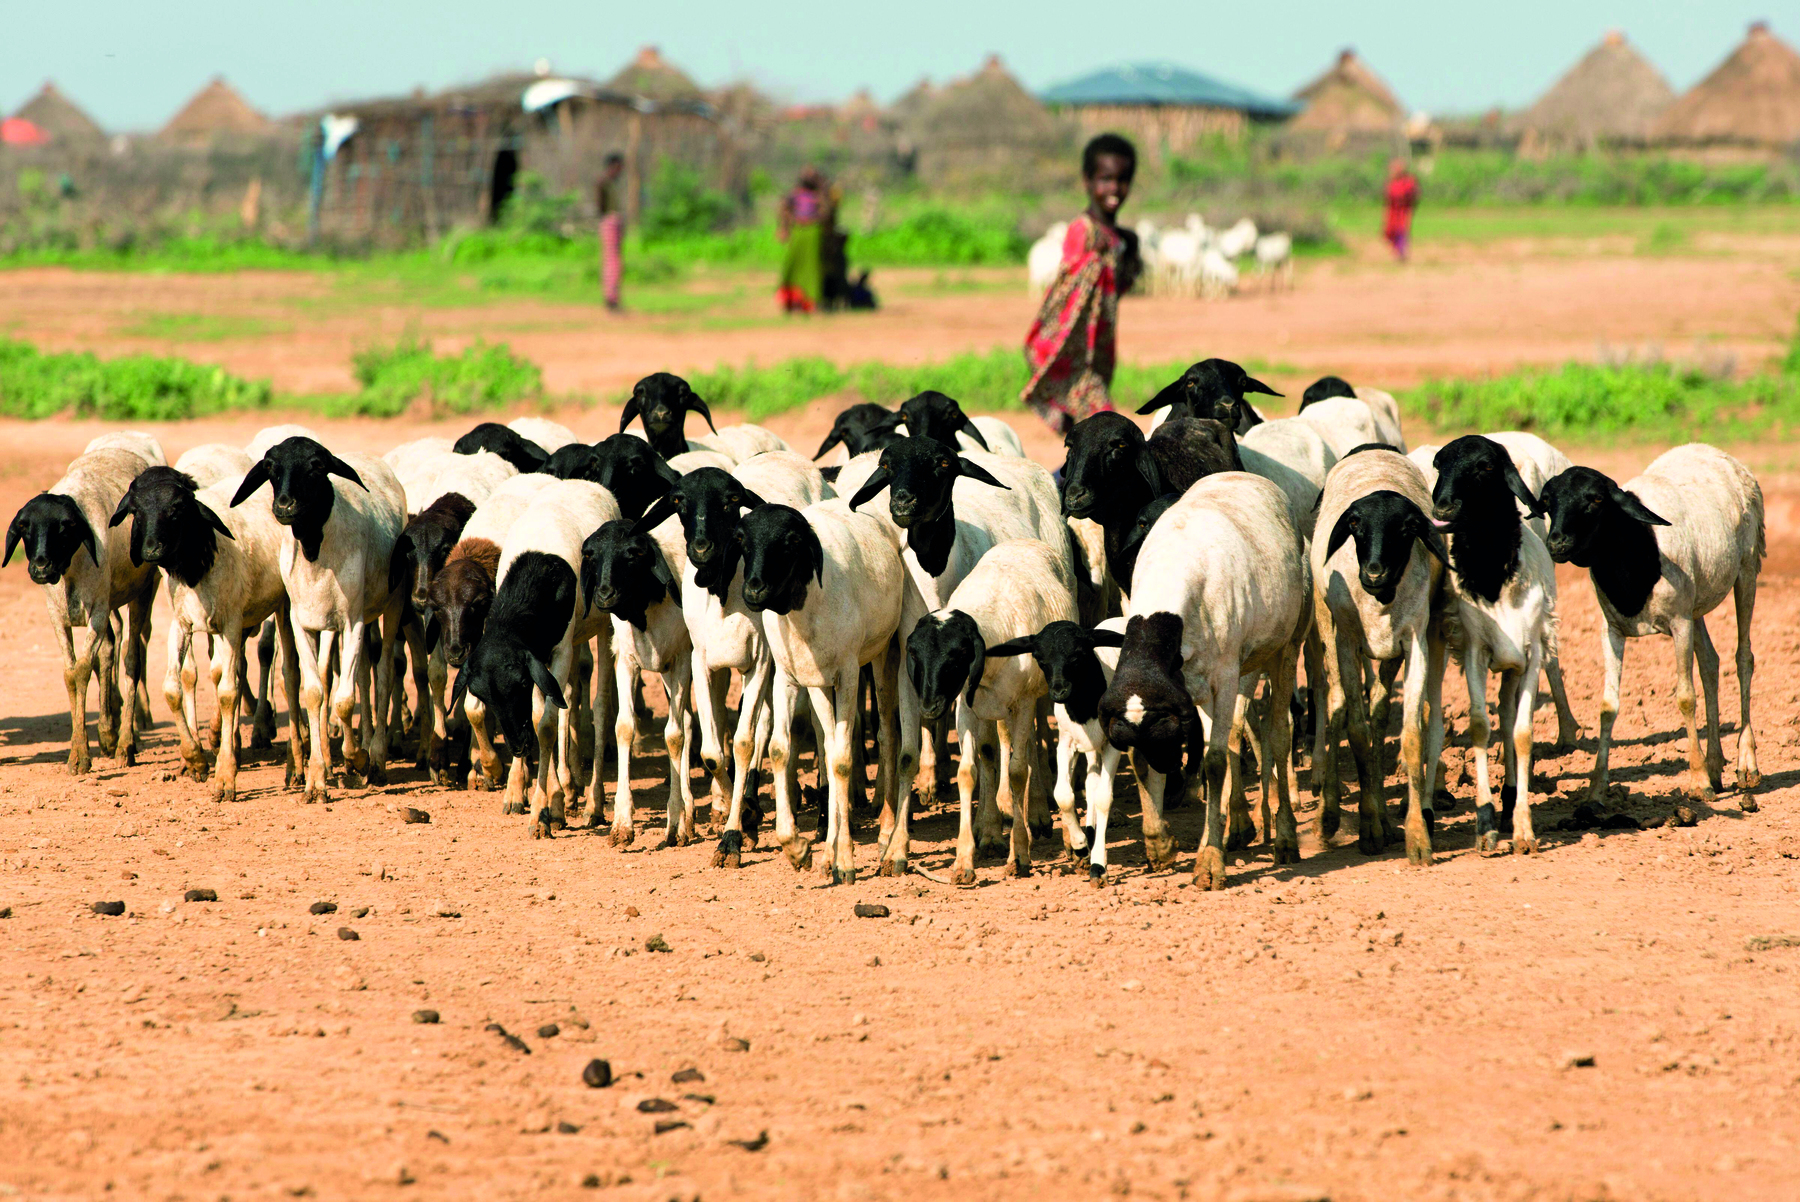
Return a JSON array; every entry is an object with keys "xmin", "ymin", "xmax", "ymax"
[
  {"xmin": 0, "ymin": 338, "xmax": 272, "ymax": 420},
  {"xmin": 118, "ymin": 312, "xmax": 292, "ymax": 342},
  {"xmin": 319, "ymin": 335, "xmax": 544, "ymax": 418}
]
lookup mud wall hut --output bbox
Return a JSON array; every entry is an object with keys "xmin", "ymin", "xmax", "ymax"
[
  {"xmin": 1651, "ymin": 21, "xmax": 1800, "ymax": 153},
  {"xmin": 1040, "ymin": 62, "xmax": 1298, "ymax": 163},
  {"xmin": 1514, "ymin": 31, "xmax": 1674, "ymax": 150}
]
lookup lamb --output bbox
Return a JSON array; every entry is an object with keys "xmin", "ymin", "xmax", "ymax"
[
  {"xmin": 984, "ymin": 618, "xmax": 1127, "ymax": 882},
  {"xmin": 1539, "ymin": 445, "xmax": 1764, "ymax": 809},
  {"xmin": 507, "ymin": 416, "xmax": 578, "ymax": 453},
  {"xmin": 1254, "ymin": 232, "xmax": 1293, "ymax": 290},
  {"xmin": 173, "ymin": 443, "xmax": 254, "ymax": 487},
  {"xmin": 5, "ymin": 448, "xmax": 161, "ymax": 773},
  {"xmin": 229, "ymin": 437, "xmax": 406, "ymax": 802},
  {"xmin": 1311, "ymin": 449, "xmax": 1449, "ymax": 863},
  {"xmin": 1097, "ymin": 472, "xmax": 1310, "ymax": 889},
  {"xmin": 245, "ymin": 424, "xmax": 323, "ymax": 461},
  {"xmin": 903, "ymin": 539, "xmax": 1077, "ymax": 882},
  {"xmin": 633, "ymin": 454, "xmax": 832, "ymax": 865},
  {"xmin": 452, "ymin": 422, "xmax": 550, "ymax": 473},
  {"xmin": 85, "ymin": 431, "xmax": 167, "ymax": 466},
  {"xmin": 581, "ymin": 516, "xmax": 695, "ymax": 847},
  {"xmin": 453, "ymin": 479, "xmax": 619, "ymax": 829},
  {"xmin": 1300, "ymin": 376, "xmax": 1406, "ymax": 451},
  {"xmin": 736, "ymin": 498, "xmax": 927, "ymax": 883},
  {"xmin": 1429, "ymin": 436, "xmax": 1561, "ymax": 854},
  {"xmin": 109, "ymin": 467, "xmax": 298, "ymax": 801}
]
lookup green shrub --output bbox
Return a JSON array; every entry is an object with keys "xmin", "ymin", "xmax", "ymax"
[
  {"xmin": 0, "ymin": 338, "xmax": 272, "ymax": 420},
  {"xmin": 641, "ymin": 158, "xmax": 736, "ymax": 242},
  {"xmin": 341, "ymin": 335, "xmax": 542, "ymax": 417}
]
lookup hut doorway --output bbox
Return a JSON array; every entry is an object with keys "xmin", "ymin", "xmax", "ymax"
[{"xmin": 488, "ymin": 148, "xmax": 519, "ymax": 222}]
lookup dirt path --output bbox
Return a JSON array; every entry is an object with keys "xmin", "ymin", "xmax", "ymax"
[{"xmin": 2, "ymin": 406, "xmax": 1800, "ymax": 1201}]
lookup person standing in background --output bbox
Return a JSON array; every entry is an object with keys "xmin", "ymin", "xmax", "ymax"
[
  {"xmin": 1019, "ymin": 133, "xmax": 1141, "ymax": 436},
  {"xmin": 596, "ymin": 152, "xmax": 626, "ymax": 311},
  {"xmin": 1384, "ymin": 157, "xmax": 1419, "ymax": 262},
  {"xmin": 776, "ymin": 167, "xmax": 827, "ymax": 314}
]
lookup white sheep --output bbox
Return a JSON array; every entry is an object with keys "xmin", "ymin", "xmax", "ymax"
[
  {"xmin": 85, "ymin": 431, "xmax": 166, "ymax": 466},
  {"xmin": 1295, "ymin": 396, "xmax": 1380, "ymax": 459},
  {"xmin": 506, "ymin": 416, "xmax": 579, "ymax": 453},
  {"xmin": 1214, "ymin": 217, "xmax": 1259, "ymax": 259},
  {"xmin": 1254, "ymin": 232, "xmax": 1293, "ymax": 290},
  {"xmin": 1239, "ymin": 417, "xmax": 1338, "ymax": 539},
  {"xmin": 173, "ymin": 443, "xmax": 254, "ymax": 487},
  {"xmin": 410, "ymin": 450, "xmax": 518, "ymax": 512},
  {"xmin": 245, "ymin": 424, "xmax": 323, "ymax": 462}
]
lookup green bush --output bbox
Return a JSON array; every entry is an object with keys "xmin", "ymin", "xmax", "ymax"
[
  {"xmin": 0, "ymin": 338, "xmax": 272, "ymax": 420},
  {"xmin": 855, "ymin": 208, "xmax": 1030, "ymax": 266},
  {"xmin": 641, "ymin": 158, "xmax": 736, "ymax": 242},
  {"xmin": 340, "ymin": 335, "xmax": 542, "ymax": 417}
]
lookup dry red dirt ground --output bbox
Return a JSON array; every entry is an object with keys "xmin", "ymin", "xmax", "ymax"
[{"xmin": 3, "ymin": 406, "xmax": 1800, "ymax": 1202}]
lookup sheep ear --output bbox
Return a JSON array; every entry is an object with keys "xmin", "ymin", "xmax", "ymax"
[
  {"xmin": 731, "ymin": 484, "xmax": 767, "ymax": 510},
  {"xmin": 528, "ymin": 655, "xmax": 566, "ymax": 709},
  {"xmin": 1242, "ymin": 376, "xmax": 1282, "ymax": 397},
  {"xmin": 387, "ymin": 533, "xmax": 413, "ymax": 595},
  {"xmin": 652, "ymin": 455, "xmax": 683, "ymax": 492},
  {"xmin": 812, "ymin": 427, "xmax": 845, "ymax": 460},
  {"xmin": 810, "ymin": 533, "xmax": 825, "ymax": 586},
  {"xmin": 108, "ymin": 492, "xmax": 136, "ymax": 528},
  {"xmin": 684, "ymin": 386, "xmax": 718, "ymax": 434},
  {"xmin": 3, "ymin": 513, "xmax": 20, "ymax": 567},
  {"xmin": 326, "ymin": 455, "xmax": 367, "ymax": 491},
  {"xmin": 957, "ymin": 414, "xmax": 989, "ymax": 450},
  {"xmin": 956, "ymin": 457, "xmax": 1008, "ymax": 490},
  {"xmin": 962, "ymin": 632, "xmax": 987, "ymax": 707},
  {"xmin": 1136, "ymin": 380, "xmax": 1181, "ymax": 414},
  {"xmin": 204, "ymin": 506, "xmax": 235, "ymax": 541},
  {"xmin": 648, "ymin": 545, "xmax": 676, "ymax": 591},
  {"xmin": 74, "ymin": 515, "xmax": 99, "ymax": 568},
  {"xmin": 619, "ymin": 390, "xmax": 642, "ymax": 432},
  {"xmin": 1612, "ymin": 486, "xmax": 1671, "ymax": 527},
  {"xmin": 633, "ymin": 495, "xmax": 677, "ymax": 534},
  {"xmin": 1134, "ymin": 445, "xmax": 1163, "ymax": 495},
  {"xmin": 229, "ymin": 461, "xmax": 269, "ymax": 508},
  {"xmin": 847, "ymin": 466, "xmax": 892, "ymax": 511},
  {"xmin": 983, "ymin": 634, "xmax": 1037, "ymax": 659},
  {"xmin": 1501, "ymin": 458, "xmax": 1544, "ymax": 518},
  {"xmin": 1088, "ymin": 626, "xmax": 1126, "ymax": 649},
  {"xmin": 1411, "ymin": 509, "xmax": 1449, "ymax": 564},
  {"xmin": 1326, "ymin": 509, "xmax": 1357, "ymax": 560},
  {"xmin": 1232, "ymin": 398, "xmax": 1264, "ymax": 430},
  {"xmin": 449, "ymin": 664, "xmax": 470, "ymax": 712}
]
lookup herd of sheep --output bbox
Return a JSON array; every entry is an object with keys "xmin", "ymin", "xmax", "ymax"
[
  {"xmin": 1028, "ymin": 215, "xmax": 1293, "ymax": 300},
  {"xmin": 3, "ymin": 365, "xmax": 1765, "ymax": 888}
]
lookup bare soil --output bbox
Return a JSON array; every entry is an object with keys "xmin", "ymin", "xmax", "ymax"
[{"xmin": 4, "ymin": 243, "xmax": 1800, "ymax": 1201}]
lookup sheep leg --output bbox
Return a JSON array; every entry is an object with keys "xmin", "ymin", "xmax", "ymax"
[
  {"xmin": 1225, "ymin": 688, "xmax": 1255, "ymax": 852},
  {"xmin": 1732, "ymin": 568, "xmax": 1760, "ymax": 797},
  {"xmin": 1137, "ymin": 740, "xmax": 1180, "ymax": 875},
  {"xmin": 92, "ymin": 611, "xmax": 121, "ymax": 758},
  {"xmin": 1423, "ymin": 622, "xmax": 1448, "ymax": 804},
  {"xmin": 1267, "ymin": 648, "xmax": 1301, "ymax": 865},
  {"xmin": 1510, "ymin": 648, "xmax": 1542, "ymax": 854},
  {"xmin": 1026, "ymin": 697, "xmax": 1055, "ymax": 838},
  {"xmin": 1464, "ymin": 644, "xmax": 1500, "ymax": 853},
  {"xmin": 276, "ymin": 606, "xmax": 303, "ymax": 789},
  {"xmin": 1370, "ymin": 656, "xmax": 1401, "ymax": 776},
  {"xmin": 1665, "ymin": 617, "xmax": 1714, "ymax": 805},
  {"xmin": 466, "ymin": 695, "xmax": 505, "ymax": 794},
  {"xmin": 332, "ymin": 619, "xmax": 370, "ymax": 789},
  {"xmin": 1400, "ymin": 626, "xmax": 1434, "ymax": 867},
  {"xmin": 713, "ymin": 658, "xmax": 765, "ymax": 867},
  {"xmin": 1583, "ymin": 626, "xmax": 1626, "ymax": 803},
  {"xmin": 1085, "ymin": 738, "xmax": 1123, "ymax": 885},
  {"xmin": 1693, "ymin": 618, "xmax": 1726, "ymax": 794},
  {"xmin": 1309, "ymin": 617, "xmax": 1344, "ymax": 842},
  {"xmin": 999, "ymin": 707, "xmax": 1035, "ymax": 878},
  {"xmin": 367, "ymin": 606, "xmax": 401, "ymax": 785},
  {"xmin": 768, "ymin": 670, "xmax": 810, "ymax": 870},
  {"xmin": 951, "ymin": 701, "xmax": 981, "ymax": 886},
  {"xmin": 250, "ymin": 618, "xmax": 277, "ymax": 749},
  {"xmin": 1189, "ymin": 680, "xmax": 1230, "ymax": 889},
  {"xmin": 213, "ymin": 628, "xmax": 248, "ymax": 804},
  {"xmin": 564, "ymin": 641, "xmax": 592, "ymax": 800},
  {"xmin": 1337, "ymin": 637, "xmax": 1388, "ymax": 853},
  {"xmin": 1542, "ymin": 650, "xmax": 1581, "ymax": 751},
  {"xmin": 878, "ymin": 646, "xmax": 921, "ymax": 878},
  {"xmin": 692, "ymin": 656, "xmax": 730, "ymax": 820},
  {"xmin": 426, "ymin": 646, "xmax": 451, "ymax": 785},
  {"xmin": 132, "ymin": 606, "xmax": 154, "ymax": 733},
  {"xmin": 813, "ymin": 679, "xmax": 856, "ymax": 886},
  {"xmin": 1053, "ymin": 731, "xmax": 1086, "ymax": 858},
  {"xmin": 406, "ymin": 621, "xmax": 432, "ymax": 769},
  {"xmin": 291, "ymin": 623, "xmax": 333, "ymax": 802},
  {"xmin": 609, "ymin": 647, "xmax": 639, "ymax": 847},
  {"xmin": 659, "ymin": 662, "xmax": 696, "ymax": 848},
  {"xmin": 185, "ymin": 629, "xmax": 207, "ymax": 747},
  {"xmin": 163, "ymin": 618, "xmax": 207, "ymax": 780},
  {"xmin": 51, "ymin": 609, "xmax": 91, "ymax": 775},
  {"xmin": 542, "ymin": 641, "xmax": 577, "ymax": 832},
  {"xmin": 871, "ymin": 646, "xmax": 900, "ymax": 850},
  {"xmin": 112, "ymin": 591, "xmax": 151, "ymax": 766}
]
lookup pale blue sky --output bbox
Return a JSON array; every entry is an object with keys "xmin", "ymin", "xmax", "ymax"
[{"xmin": 5, "ymin": 1, "xmax": 1789, "ymax": 132}]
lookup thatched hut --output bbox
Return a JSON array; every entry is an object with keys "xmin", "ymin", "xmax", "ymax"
[
  {"xmin": 159, "ymin": 77, "xmax": 273, "ymax": 146},
  {"xmin": 11, "ymin": 82, "xmax": 105, "ymax": 145},
  {"xmin": 308, "ymin": 69, "xmax": 733, "ymax": 247},
  {"xmin": 1288, "ymin": 49, "xmax": 1404, "ymax": 135},
  {"xmin": 606, "ymin": 45, "xmax": 704, "ymax": 104},
  {"xmin": 1652, "ymin": 22, "xmax": 1800, "ymax": 151},
  {"xmin": 907, "ymin": 55, "xmax": 1072, "ymax": 186},
  {"xmin": 1041, "ymin": 61, "xmax": 1298, "ymax": 162},
  {"xmin": 1515, "ymin": 31, "xmax": 1674, "ymax": 149}
]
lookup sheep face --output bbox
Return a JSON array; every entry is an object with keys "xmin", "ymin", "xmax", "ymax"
[
  {"xmin": 897, "ymin": 390, "xmax": 987, "ymax": 451},
  {"xmin": 814, "ymin": 402, "xmax": 901, "ymax": 460},
  {"xmin": 904, "ymin": 611, "xmax": 986, "ymax": 721},
  {"xmin": 634, "ymin": 467, "xmax": 766, "ymax": 597},
  {"xmin": 393, "ymin": 494, "xmax": 477, "ymax": 611},
  {"xmin": 735, "ymin": 505, "xmax": 822, "ymax": 615},
  {"xmin": 1538, "ymin": 466, "xmax": 1670, "ymax": 567},
  {"xmin": 1325, "ymin": 490, "xmax": 1446, "ymax": 605},
  {"xmin": 230, "ymin": 437, "xmax": 366, "ymax": 561},
  {"xmin": 453, "ymin": 422, "xmax": 548, "ymax": 473},
  {"xmin": 987, "ymin": 620, "xmax": 1123, "ymax": 723},
  {"xmin": 580, "ymin": 520, "xmax": 674, "ymax": 630},
  {"xmin": 6, "ymin": 493, "xmax": 98, "ymax": 586},
  {"xmin": 1061, "ymin": 413, "xmax": 1158, "ymax": 518},
  {"xmin": 425, "ymin": 559, "xmax": 492, "ymax": 668},
  {"xmin": 622, "ymin": 372, "xmax": 715, "ymax": 457},
  {"xmin": 592, "ymin": 435, "xmax": 682, "ymax": 522},
  {"xmin": 1097, "ymin": 612, "xmax": 1192, "ymax": 774},
  {"xmin": 847, "ymin": 436, "xmax": 1005, "ymax": 530},
  {"xmin": 109, "ymin": 466, "xmax": 231, "ymax": 586},
  {"xmin": 546, "ymin": 442, "xmax": 605, "ymax": 482},
  {"xmin": 1300, "ymin": 375, "xmax": 1355, "ymax": 409},
  {"xmin": 1430, "ymin": 435, "xmax": 1542, "ymax": 528},
  {"xmin": 1138, "ymin": 358, "xmax": 1277, "ymax": 430}
]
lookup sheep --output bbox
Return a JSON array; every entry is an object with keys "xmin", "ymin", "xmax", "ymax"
[
  {"xmin": 409, "ymin": 451, "xmax": 517, "ymax": 512},
  {"xmin": 1214, "ymin": 216, "xmax": 1259, "ymax": 259},
  {"xmin": 384, "ymin": 437, "xmax": 457, "ymax": 485},
  {"xmin": 85, "ymin": 431, "xmax": 166, "ymax": 466},
  {"xmin": 735, "ymin": 498, "xmax": 928, "ymax": 883},
  {"xmin": 1027, "ymin": 221, "xmax": 1069, "ymax": 294},
  {"xmin": 453, "ymin": 479, "xmax": 620, "ymax": 829},
  {"xmin": 452, "ymin": 422, "xmax": 550, "ymax": 473},
  {"xmin": 5, "ymin": 449, "xmax": 161, "ymax": 773},
  {"xmin": 1410, "ymin": 431, "xmax": 1582, "ymax": 748},
  {"xmin": 173, "ymin": 443, "xmax": 254, "ymax": 488},
  {"xmin": 1299, "ymin": 376, "xmax": 1407, "ymax": 451},
  {"xmin": 710, "ymin": 425, "xmax": 792, "ymax": 461},
  {"xmin": 814, "ymin": 403, "xmax": 904, "ymax": 463},
  {"xmin": 581, "ymin": 516, "xmax": 695, "ymax": 847},
  {"xmin": 1239, "ymin": 419, "xmax": 1335, "ymax": 539},
  {"xmin": 547, "ymin": 434, "xmax": 682, "ymax": 521},
  {"xmin": 633, "ymin": 454, "xmax": 832, "ymax": 865},
  {"xmin": 1429, "ymin": 435, "xmax": 1561, "ymax": 854},
  {"xmin": 985, "ymin": 618, "xmax": 1127, "ymax": 882},
  {"xmin": 229, "ymin": 437, "xmax": 406, "ymax": 802},
  {"xmin": 1254, "ymin": 232, "xmax": 1293, "ymax": 290},
  {"xmin": 1199, "ymin": 246, "xmax": 1239, "ymax": 299},
  {"xmin": 1295, "ymin": 396, "xmax": 1381, "ymax": 460},
  {"xmin": 903, "ymin": 539, "xmax": 1077, "ymax": 882},
  {"xmin": 389, "ymin": 492, "xmax": 480, "ymax": 780},
  {"xmin": 669, "ymin": 449, "xmax": 738, "ymax": 474},
  {"xmin": 620, "ymin": 372, "xmax": 718, "ymax": 460},
  {"xmin": 1150, "ymin": 225, "xmax": 1206, "ymax": 297},
  {"xmin": 894, "ymin": 391, "xmax": 1026, "ymax": 459},
  {"xmin": 109, "ymin": 467, "xmax": 298, "ymax": 801},
  {"xmin": 1312, "ymin": 449, "xmax": 1449, "ymax": 863},
  {"xmin": 1140, "ymin": 358, "xmax": 1278, "ymax": 432},
  {"xmin": 1539, "ymin": 445, "xmax": 1764, "ymax": 809},
  {"xmin": 245, "ymin": 424, "xmax": 323, "ymax": 462},
  {"xmin": 486, "ymin": 471, "xmax": 556, "ymax": 506},
  {"xmin": 1097, "ymin": 472, "xmax": 1310, "ymax": 890},
  {"xmin": 507, "ymin": 416, "xmax": 578, "ymax": 453}
]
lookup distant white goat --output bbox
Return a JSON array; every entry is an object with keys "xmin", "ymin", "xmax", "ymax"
[{"xmin": 1254, "ymin": 232, "xmax": 1293, "ymax": 290}]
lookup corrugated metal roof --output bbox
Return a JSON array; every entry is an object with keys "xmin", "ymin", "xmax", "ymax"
[{"xmin": 1041, "ymin": 62, "xmax": 1299, "ymax": 116}]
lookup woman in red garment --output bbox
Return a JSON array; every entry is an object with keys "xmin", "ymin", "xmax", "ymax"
[
  {"xmin": 1384, "ymin": 157, "xmax": 1419, "ymax": 261},
  {"xmin": 1020, "ymin": 133, "xmax": 1141, "ymax": 436}
]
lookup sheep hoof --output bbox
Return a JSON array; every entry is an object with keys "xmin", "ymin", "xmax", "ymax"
[
  {"xmin": 1002, "ymin": 858, "xmax": 1029, "ymax": 879},
  {"xmin": 185, "ymin": 758, "xmax": 211, "ymax": 783},
  {"xmin": 67, "ymin": 750, "xmax": 91, "ymax": 775},
  {"xmin": 533, "ymin": 809, "xmax": 554, "ymax": 839},
  {"xmin": 341, "ymin": 769, "xmax": 366, "ymax": 790},
  {"xmin": 1405, "ymin": 837, "xmax": 1433, "ymax": 867},
  {"xmin": 1088, "ymin": 863, "xmax": 1106, "ymax": 887},
  {"xmin": 713, "ymin": 830, "xmax": 745, "ymax": 868},
  {"xmin": 1143, "ymin": 830, "xmax": 1178, "ymax": 872},
  {"xmin": 1739, "ymin": 794, "xmax": 1760, "ymax": 814},
  {"xmin": 952, "ymin": 866, "xmax": 977, "ymax": 887},
  {"xmin": 1319, "ymin": 806, "xmax": 1340, "ymax": 839},
  {"xmin": 365, "ymin": 763, "xmax": 388, "ymax": 787},
  {"xmin": 1028, "ymin": 821, "xmax": 1055, "ymax": 841},
  {"xmin": 1474, "ymin": 830, "xmax": 1499, "ymax": 854},
  {"xmin": 1689, "ymin": 783, "xmax": 1717, "ymax": 805},
  {"xmin": 877, "ymin": 857, "xmax": 906, "ymax": 877},
  {"xmin": 1272, "ymin": 840, "xmax": 1300, "ymax": 866},
  {"xmin": 829, "ymin": 865, "xmax": 855, "ymax": 886},
  {"xmin": 304, "ymin": 784, "xmax": 330, "ymax": 805},
  {"xmin": 1737, "ymin": 766, "xmax": 1762, "ymax": 791},
  {"xmin": 609, "ymin": 824, "xmax": 635, "ymax": 848},
  {"xmin": 1513, "ymin": 837, "xmax": 1538, "ymax": 856},
  {"xmin": 284, "ymin": 764, "xmax": 303, "ymax": 791},
  {"xmin": 1195, "ymin": 846, "xmax": 1227, "ymax": 891},
  {"xmin": 116, "ymin": 744, "xmax": 137, "ymax": 768},
  {"xmin": 1225, "ymin": 823, "xmax": 1254, "ymax": 853},
  {"xmin": 213, "ymin": 782, "xmax": 237, "ymax": 806}
]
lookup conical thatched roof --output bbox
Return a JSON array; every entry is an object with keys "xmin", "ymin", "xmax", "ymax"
[
  {"xmin": 607, "ymin": 46, "xmax": 703, "ymax": 103},
  {"xmin": 912, "ymin": 56, "xmax": 1067, "ymax": 161},
  {"xmin": 1517, "ymin": 31, "xmax": 1674, "ymax": 143},
  {"xmin": 1289, "ymin": 49, "xmax": 1404, "ymax": 133},
  {"xmin": 12, "ymin": 82, "xmax": 104, "ymax": 143},
  {"xmin": 159, "ymin": 77, "xmax": 271, "ymax": 144},
  {"xmin": 1652, "ymin": 22, "xmax": 1800, "ymax": 147}
]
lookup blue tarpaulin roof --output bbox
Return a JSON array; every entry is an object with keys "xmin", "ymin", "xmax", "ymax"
[{"xmin": 1041, "ymin": 62, "xmax": 1299, "ymax": 117}]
